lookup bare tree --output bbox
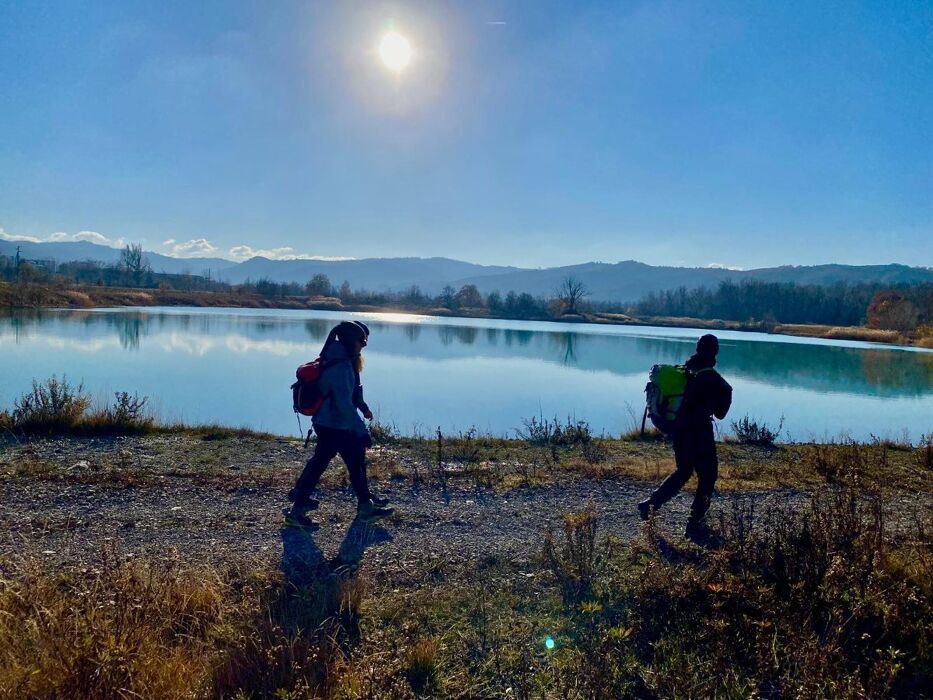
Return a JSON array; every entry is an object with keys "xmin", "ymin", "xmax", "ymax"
[
  {"xmin": 556, "ymin": 276, "xmax": 590, "ymax": 315},
  {"xmin": 120, "ymin": 243, "xmax": 149, "ymax": 272},
  {"xmin": 119, "ymin": 243, "xmax": 150, "ymax": 284}
]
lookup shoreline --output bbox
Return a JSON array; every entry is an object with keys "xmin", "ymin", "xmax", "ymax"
[
  {"xmin": 2, "ymin": 427, "xmax": 929, "ymax": 493},
  {"xmin": 3, "ymin": 282, "xmax": 929, "ymax": 349}
]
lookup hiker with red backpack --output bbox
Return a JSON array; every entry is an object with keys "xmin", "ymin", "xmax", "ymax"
[
  {"xmin": 638, "ymin": 334, "xmax": 732, "ymax": 539},
  {"xmin": 287, "ymin": 320, "xmax": 392, "ymax": 526}
]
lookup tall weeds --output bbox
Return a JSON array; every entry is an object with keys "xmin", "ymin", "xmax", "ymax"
[
  {"xmin": 542, "ymin": 510, "xmax": 612, "ymax": 603},
  {"xmin": 0, "ymin": 551, "xmax": 369, "ymax": 699},
  {"xmin": 729, "ymin": 413, "xmax": 783, "ymax": 446},
  {"xmin": 0, "ymin": 551, "xmax": 236, "ymax": 698},
  {"xmin": 3, "ymin": 376, "xmax": 154, "ymax": 436}
]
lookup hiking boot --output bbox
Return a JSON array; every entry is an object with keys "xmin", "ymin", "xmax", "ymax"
[
  {"xmin": 283, "ymin": 507, "xmax": 319, "ymax": 530},
  {"xmin": 357, "ymin": 498, "xmax": 393, "ymax": 520},
  {"xmin": 684, "ymin": 519, "xmax": 711, "ymax": 542},
  {"xmin": 637, "ymin": 499, "xmax": 655, "ymax": 521},
  {"xmin": 287, "ymin": 490, "xmax": 320, "ymax": 511},
  {"xmin": 367, "ymin": 493, "xmax": 391, "ymax": 508}
]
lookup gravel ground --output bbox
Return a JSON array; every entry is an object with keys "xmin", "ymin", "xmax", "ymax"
[
  {"xmin": 0, "ymin": 435, "xmax": 926, "ymax": 589},
  {"xmin": 0, "ymin": 462, "xmax": 791, "ymax": 582}
]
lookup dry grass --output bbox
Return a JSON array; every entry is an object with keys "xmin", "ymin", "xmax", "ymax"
[
  {"xmin": 4, "ymin": 423, "xmax": 929, "ymax": 496},
  {"xmin": 364, "ymin": 476, "xmax": 931, "ymax": 698},
  {"xmin": 0, "ymin": 455, "xmax": 929, "ymax": 697},
  {"xmin": 0, "ymin": 550, "xmax": 244, "ymax": 698},
  {"xmin": 0, "ymin": 548, "xmax": 374, "ymax": 699},
  {"xmin": 775, "ymin": 323, "xmax": 906, "ymax": 344}
]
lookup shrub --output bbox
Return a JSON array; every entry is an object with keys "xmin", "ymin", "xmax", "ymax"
[
  {"xmin": 580, "ymin": 437, "xmax": 610, "ymax": 465},
  {"xmin": 90, "ymin": 391, "xmax": 154, "ymax": 433},
  {"xmin": 517, "ymin": 414, "xmax": 593, "ymax": 448},
  {"xmin": 542, "ymin": 511, "xmax": 611, "ymax": 603},
  {"xmin": 801, "ymin": 439, "xmax": 870, "ymax": 483},
  {"xmin": 404, "ymin": 637, "xmax": 439, "ymax": 693},
  {"xmin": 7, "ymin": 377, "xmax": 155, "ymax": 436},
  {"xmin": 368, "ymin": 417, "xmax": 399, "ymax": 444},
  {"xmin": 918, "ymin": 433, "xmax": 933, "ymax": 471},
  {"xmin": 729, "ymin": 414, "xmax": 783, "ymax": 446},
  {"xmin": 11, "ymin": 375, "xmax": 90, "ymax": 434},
  {"xmin": 619, "ymin": 425, "xmax": 666, "ymax": 442}
]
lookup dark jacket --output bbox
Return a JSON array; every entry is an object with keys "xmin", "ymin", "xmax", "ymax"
[
  {"xmin": 352, "ymin": 374, "xmax": 369, "ymax": 415},
  {"xmin": 679, "ymin": 354, "xmax": 732, "ymax": 428},
  {"xmin": 312, "ymin": 342, "xmax": 369, "ymax": 436}
]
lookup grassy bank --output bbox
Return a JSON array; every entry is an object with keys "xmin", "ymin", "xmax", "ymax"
[
  {"xmin": 2, "ymin": 377, "xmax": 930, "ymax": 696},
  {"xmin": 0, "ymin": 466, "xmax": 928, "ymax": 698},
  {"xmin": 4, "ymin": 280, "xmax": 930, "ymax": 348},
  {"xmin": 3, "ymin": 376, "xmax": 932, "ymax": 496},
  {"xmin": 3, "ymin": 377, "xmax": 931, "ymax": 493}
]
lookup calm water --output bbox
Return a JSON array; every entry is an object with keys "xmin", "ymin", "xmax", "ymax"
[{"xmin": 2, "ymin": 307, "xmax": 932, "ymax": 442}]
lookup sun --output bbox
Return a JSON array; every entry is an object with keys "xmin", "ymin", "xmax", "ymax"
[{"xmin": 378, "ymin": 31, "xmax": 412, "ymax": 73}]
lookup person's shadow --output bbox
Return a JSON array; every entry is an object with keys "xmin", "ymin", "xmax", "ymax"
[{"xmin": 280, "ymin": 515, "xmax": 393, "ymax": 588}]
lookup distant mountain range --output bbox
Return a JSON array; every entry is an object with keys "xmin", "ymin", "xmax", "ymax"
[
  {"xmin": 0, "ymin": 240, "xmax": 232, "ymax": 276},
  {"xmin": 3, "ymin": 238, "xmax": 932, "ymax": 303}
]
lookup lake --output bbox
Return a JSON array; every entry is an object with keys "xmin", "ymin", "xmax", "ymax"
[{"xmin": 2, "ymin": 307, "xmax": 932, "ymax": 442}]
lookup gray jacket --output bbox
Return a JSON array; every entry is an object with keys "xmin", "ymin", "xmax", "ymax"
[{"xmin": 312, "ymin": 342, "xmax": 368, "ymax": 436}]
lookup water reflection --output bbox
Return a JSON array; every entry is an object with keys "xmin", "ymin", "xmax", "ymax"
[{"xmin": 0, "ymin": 309, "xmax": 933, "ymax": 398}]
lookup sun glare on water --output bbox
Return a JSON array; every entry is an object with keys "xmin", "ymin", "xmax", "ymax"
[{"xmin": 379, "ymin": 31, "xmax": 412, "ymax": 72}]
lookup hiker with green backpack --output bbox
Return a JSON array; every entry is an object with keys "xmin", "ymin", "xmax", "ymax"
[
  {"xmin": 638, "ymin": 334, "xmax": 732, "ymax": 538},
  {"xmin": 286, "ymin": 320, "xmax": 392, "ymax": 527}
]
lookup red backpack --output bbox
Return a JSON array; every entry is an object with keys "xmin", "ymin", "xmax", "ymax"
[{"xmin": 291, "ymin": 358, "xmax": 340, "ymax": 417}]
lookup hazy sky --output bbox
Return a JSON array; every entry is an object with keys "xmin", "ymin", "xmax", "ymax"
[{"xmin": 1, "ymin": 1, "xmax": 931, "ymax": 269}]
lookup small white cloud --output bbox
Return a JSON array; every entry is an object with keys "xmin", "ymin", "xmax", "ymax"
[
  {"xmin": 166, "ymin": 238, "xmax": 218, "ymax": 258},
  {"xmin": 3, "ymin": 225, "xmax": 353, "ymax": 264},
  {"xmin": 0, "ymin": 227, "xmax": 42, "ymax": 243},
  {"xmin": 0, "ymin": 226, "xmax": 127, "ymax": 247},
  {"xmin": 73, "ymin": 230, "xmax": 110, "ymax": 245},
  {"xmin": 707, "ymin": 262, "xmax": 744, "ymax": 271},
  {"xmin": 228, "ymin": 244, "xmax": 353, "ymax": 262}
]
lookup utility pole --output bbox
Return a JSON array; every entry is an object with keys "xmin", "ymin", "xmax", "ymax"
[{"xmin": 14, "ymin": 245, "xmax": 21, "ymax": 278}]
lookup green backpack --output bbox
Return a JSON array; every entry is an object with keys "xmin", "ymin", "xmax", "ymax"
[{"xmin": 642, "ymin": 364, "xmax": 712, "ymax": 435}]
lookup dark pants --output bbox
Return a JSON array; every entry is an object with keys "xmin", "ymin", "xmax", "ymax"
[
  {"xmin": 650, "ymin": 421, "xmax": 718, "ymax": 523},
  {"xmin": 292, "ymin": 425, "xmax": 371, "ymax": 505}
]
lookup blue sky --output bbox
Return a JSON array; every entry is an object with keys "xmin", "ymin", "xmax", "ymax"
[{"xmin": 1, "ymin": 0, "xmax": 931, "ymax": 269}]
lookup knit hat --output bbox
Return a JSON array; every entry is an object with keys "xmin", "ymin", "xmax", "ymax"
[
  {"xmin": 696, "ymin": 333, "xmax": 719, "ymax": 358},
  {"xmin": 335, "ymin": 320, "xmax": 367, "ymax": 344}
]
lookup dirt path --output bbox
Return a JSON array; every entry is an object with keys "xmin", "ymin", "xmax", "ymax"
[
  {"xmin": 0, "ymin": 473, "xmax": 801, "ymax": 585},
  {"xmin": 2, "ymin": 434, "xmax": 925, "ymax": 589}
]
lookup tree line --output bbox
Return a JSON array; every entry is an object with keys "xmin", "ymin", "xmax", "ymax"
[
  {"xmin": 3, "ymin": 245, "xmax": 931, "ymax": 331},
  {"xmin": 632, "ymin": 279, "xmax": 933, "ymax": 330},
  {"xmin": 0, "ymin": 246, "xmax": 567, "ymax": 319}
]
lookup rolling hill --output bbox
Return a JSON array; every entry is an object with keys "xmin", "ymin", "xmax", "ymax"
[{"xmin": 3, "ymin": 239, "xmax": 931, "ymax": 303}]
